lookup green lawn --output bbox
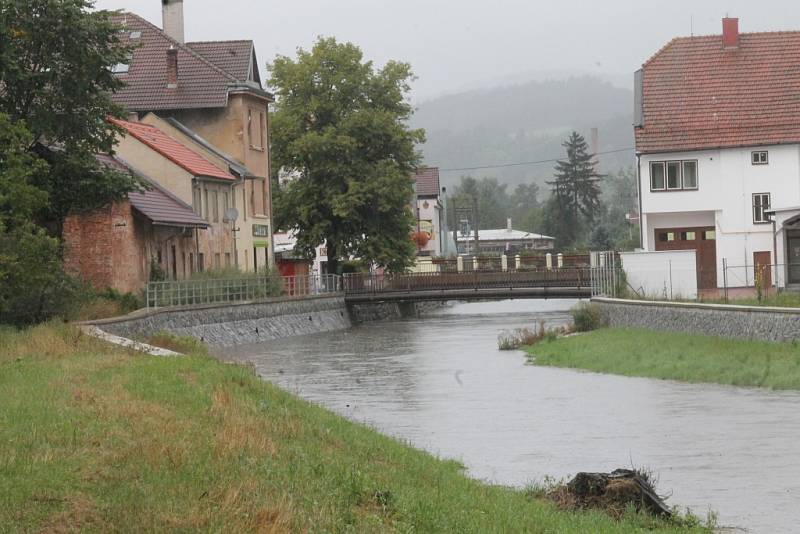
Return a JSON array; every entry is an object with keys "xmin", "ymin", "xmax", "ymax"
[
  {"xmin": 527, "ymin": 328, "xmax": 800, "ymax": 389},
  {"xmin": 700, "ymin": 292, "xmax": 800, "ymax": 308},
  {"xmin": 0, "ymin": 324, "xmax": 708, "ymax": 533}
]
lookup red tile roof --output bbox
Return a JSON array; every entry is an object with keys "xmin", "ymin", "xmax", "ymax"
[
  {"xmin": 109, "ymin": 12, "xmax": 269, "ymax": 111},
  {"xmin": 413, "ymin": 167, "xmax": 440, "ymax": 197},
  {"xmin": 110, "ymin": 118, "xmax": 235, "ymax": 180},
  {"xmin": 636, "ymin": 31, "xmax": 800, "ymax": 154}
]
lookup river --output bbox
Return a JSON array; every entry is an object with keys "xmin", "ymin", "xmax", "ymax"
[{"xmin": 221, "ymin": 299, "xmax": 800, "ymax": 533}]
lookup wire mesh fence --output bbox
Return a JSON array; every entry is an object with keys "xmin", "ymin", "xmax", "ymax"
[{"xmin": 146, "ymin": 274, "xmax": 341, "ymax": 309}]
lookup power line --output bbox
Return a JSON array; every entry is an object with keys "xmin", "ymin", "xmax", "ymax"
[{"xmin": 439, "ymin": 147, "xmax": 635, "ymax": 173}]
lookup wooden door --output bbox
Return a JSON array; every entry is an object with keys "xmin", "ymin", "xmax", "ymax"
[
  {"xmin": 753, "ymin": 251, "xmax": 772, "ymax": 288},
  {"xmin": 654, "ymin": 226, "xmax": 717, "ymax": 289}
]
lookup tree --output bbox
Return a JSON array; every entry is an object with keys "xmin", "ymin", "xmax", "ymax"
[
  {"xmin": 0, "ymin": 1, "xmax": 140, "ymax": 324},
  {"xmin": 269, "ymin": 37, "xmax": 424, "ymax": 274},
  {"xmin": 448, "ymin": 176, "xmax": 513, "ymax": 230},
  {"xmin": 546, "ymin": 131, "xmax": 603, "ymax": 247},
  {"xmin": 511, "ymin": 182, "xmax": 539, "ymax": 228},
  {"xmin": 588, "ymin": 225, "xmax": 614, "ymax": 251},
  {"xmin": 0, "ymin": 0, "xmax": 140, "ymax": 230}
]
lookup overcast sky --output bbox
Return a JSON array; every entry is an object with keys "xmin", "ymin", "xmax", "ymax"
[{"xmin": 95, "ymin": 0, "xmax": 799, "ymax": 101}]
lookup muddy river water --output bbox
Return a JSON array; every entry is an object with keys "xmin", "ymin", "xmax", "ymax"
[{"xmin": 222, "ymin": 299, "xmax": 800, "ymax": 533}]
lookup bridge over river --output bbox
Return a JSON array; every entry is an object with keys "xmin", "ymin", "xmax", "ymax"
[{"xmin": 342, "ymin": 267, "xmax": 616, "ymax": 303}]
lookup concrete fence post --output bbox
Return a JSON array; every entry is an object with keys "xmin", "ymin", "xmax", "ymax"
[
  {"xmin": 457, "ymin": 256, "xmax": 464, "ymax": 273},
  {"xmin": 515, "ymin": 254, "xmax": 521, "ymax": 270},
  {"xmin": 546, "ymin": 253, "xmax": 553, "ymax": 271},
  {"xmin": 557, "ymin": 253, "xmax": 564, "ymax": 268},
  {"xmin": 501, "ymin": 254, "xmax": 508, "ymax": 272}
]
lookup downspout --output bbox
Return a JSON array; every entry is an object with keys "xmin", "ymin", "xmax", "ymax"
[{"xmin": 636, "ymin": 153, "xmax": 643, "ymax": 249}]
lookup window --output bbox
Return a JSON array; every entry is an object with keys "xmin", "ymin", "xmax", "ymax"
[
  {"xmin": 248, "ymin": 109, "xmax": 264, "ymax": 150},
  {"xmin": 193, "ymin": 187, "xmax": 202, "ymax": 215},
  {"xmin": 225, "ymin": 253, "xmax": 231, "ymax": 267},
  {"xmin": 658, "ymin": 232, "xmax": 676, "ymax": 242},
  {"xmin": 189, "ymin": 253, "xmax": 194, "ymax": 274},
  {"xmin": 752, "ymin": 151, "xmax": 769, "ymax": 165},
  {"xmin": 650, "ymin": 160, "xmax": 699, "ymax": 191},
  {"xmin": 681, "ymin": 231, "xmax": 696, "ymax": 241},
  {"xmin": 682, "ymin": 161, "xmax": 698, "ymax": 189},
  {"xmin": 702, "ymin": 230, "xmax": 716, "ymax": 240},
  {"xmin": 110, "ymin": 54, "xmax": 132, "ymax": 74},
  {"xmin": 666, "ymin": 162, "xmax": 681, "ymax": 189},
  {"xmin": 753, "ymin": 193, "xmax": 771, "ymax": 224},
  {"xmin": 198, "ymin": 253, "xmax": 205, "ymax": 272},
  {"xmin": 203, "ymin": 188, "xmax": 209, "ymax": 220},
  {"xmin": 214, "ymin": 253, "xmax": 221, "ymax": 269},
  {"xmin": 211, "ymin": 190, "xmax": 219, "ymax": 223},
  {"xmin": 650, "ymin": 162, "xmax": 665, "ymax": 190}
]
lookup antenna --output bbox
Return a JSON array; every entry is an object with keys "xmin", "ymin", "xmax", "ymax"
[{"xmin": 690, "ymin": 15, "xmax": 694, "ymax": 36}]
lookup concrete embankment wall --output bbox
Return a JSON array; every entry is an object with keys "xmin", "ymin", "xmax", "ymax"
[
  {"xmin": 593, "ymin": 297, "xmax": 800, "ymax": 342},
  {"xmin": 86, "ymin": 296, "xmax": 444, "ymax": 347},
  {"xmin": 87, "ymin": 295, "xmax": 351, "ymax": 347}
]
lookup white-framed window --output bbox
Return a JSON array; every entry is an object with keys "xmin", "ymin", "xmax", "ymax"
[
  {"xmin": 682, "ymin": 161, "xmax": 698, "ymax": 189},
  {"xmin": 752, "ymin": 151, "xmax": 769, "ymax": 165},
  {"xmin": 650, "ymin": 160, "xmax": 698, "ymax": 191},
  {"xmin": 753, "ymin": 193, "xmax": 771, "ymax": 224},
  {"xmin": 650, "ymin": 161, "xmax": 665, "ymax": 190}
]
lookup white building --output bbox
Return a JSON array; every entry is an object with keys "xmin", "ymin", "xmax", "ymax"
[
  {"xmin": 636, "ymin": 17, "xmax": 800, "ymax": 290},
  {"xmin": 412, "ymin": 167, "xmax": 454, "ymax": 257},
  {"xmin": 456, "ymin": 220, "xmax": 554, "ymax": 255}
]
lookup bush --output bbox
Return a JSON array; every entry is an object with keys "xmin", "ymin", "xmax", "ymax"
[
  {"xmin": 0, "ymin": 225, "xmax": 83, "ymax": 326},
  {"xmin": 145, "ymin": 331, "xmax": 208, "ymax": 355},
  {"xmin": 498, "ymin": 321, "xmax": 571, "ymax": 350},
  {"xmin": 570, "ymin": 302, "xmax": 606, "ymax": 332}
]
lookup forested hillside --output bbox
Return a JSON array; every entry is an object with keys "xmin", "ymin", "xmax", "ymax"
[{"xmin": 411, "ymin": 76, "xmax": 635, "ymax": 189}]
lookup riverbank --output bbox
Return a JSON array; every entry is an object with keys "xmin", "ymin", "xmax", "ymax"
[
  {"xmin": 526, "ymin": 327, "xmax": 800, "ymax": 389},
  {"xmin": 0, "ymin": 324, "xmax": 708, "ymax": 532}
]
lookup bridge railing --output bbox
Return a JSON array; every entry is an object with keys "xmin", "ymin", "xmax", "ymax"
[
  {"xmin": 343, "ymin": 268, "xmax": 597, "ymax": 296},
  {"xmin": 146, "ymin": 274, "xmax": 341, "ymax": 309}
]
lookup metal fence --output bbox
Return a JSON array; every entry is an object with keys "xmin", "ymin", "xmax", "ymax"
[
  {"xmin": 343, "ymin": 267, "xmax": 612, "ymax": 296},
  {"xmin": 146, "ymin": 274, "xmax": 341, "ymax": 309},
  {"xmin": 720, "ymin": 261, "xmax": 799, "ymax": 300}
]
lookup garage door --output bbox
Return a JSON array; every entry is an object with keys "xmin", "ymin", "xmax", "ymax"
[{"xmin": 654, "ymin": 227, "xmax": 717, "ymax": 290}]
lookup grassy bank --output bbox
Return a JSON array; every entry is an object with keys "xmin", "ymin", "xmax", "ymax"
[
  {"xmin": 0, "ymin": 324, "xmax": 708, "ymax": 532},
  {"xmin": 526, "ymin": 328, "xmax": 800, "ymax": 389}
]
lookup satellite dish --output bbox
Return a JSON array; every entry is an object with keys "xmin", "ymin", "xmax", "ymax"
[{"xmin": 223, "ymin": 207, "xmax": 239, "ymax": 223}]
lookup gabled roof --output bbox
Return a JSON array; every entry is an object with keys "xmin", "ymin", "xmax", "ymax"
[
  {"xmin": 186, "ymin": 40, "xmax": 260, "ymax": 84},
  {"xmin": 96, "ymin": 154, "xmax": 208, "ymax": 228},
  {"xmin": 109, "ymin": 12, "xmax": 270, "ymax": 111},
  {"xmin": 636, "ymin": 30, "xmax": 800, "ymax": 154},
  {"xmin": 413, "ymin": 167, "xmax": 441, "ymax": 197},
  {"xmin": 110, "ymin": 118, "xmax": 235, "ymax": 181}
]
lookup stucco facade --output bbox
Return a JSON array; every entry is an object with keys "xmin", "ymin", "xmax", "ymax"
[{"xmin": 639, "ymin": 144, "xmax": 800, "ymax": 288}]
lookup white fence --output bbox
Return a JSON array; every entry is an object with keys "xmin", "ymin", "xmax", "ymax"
[{"xmin": 620, "ymin": 250, "xmax": 698, "ymax": 300}]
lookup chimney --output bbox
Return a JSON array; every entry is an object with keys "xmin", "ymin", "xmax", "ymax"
[
  {"xmin": 722, "ymin": 17, "xmax": 739, "ymax": 49},
  {"xmin": 162, "ymin": 0, "xmax": 185, "ymax": 44},
  {"xmin": 166, "ymin": 46, "xmax": 178, "ymax": 88}
]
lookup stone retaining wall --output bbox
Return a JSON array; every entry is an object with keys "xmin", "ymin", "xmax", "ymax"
[
  {"xmin": 85, "ymin": 295, "xmax": 351, "ymax": 347},
  {"xmin": 593, "ymin": 297, "xmax": 800, "ymax": 342}
]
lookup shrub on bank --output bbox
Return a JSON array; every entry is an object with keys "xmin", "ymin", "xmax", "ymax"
[
  {"xmin": 498, "ymin": 321, "xmax": 569, "ymax": 350},
  {"xmin": 571, "ymin": 302, "xmax": 606, "ymax": 332}
]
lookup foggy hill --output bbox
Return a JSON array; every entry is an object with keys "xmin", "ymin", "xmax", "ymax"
[{"xmin": 410, "ymin": 76, "xmax": 635, "ymax": 189}]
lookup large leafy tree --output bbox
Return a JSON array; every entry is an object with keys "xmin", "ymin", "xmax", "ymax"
[
  {"xmin": 545, "ymin": 131, "xmax": 603, "ymax": 247},
  {"xmin": 269, "ymin": 37, "xmax": 424, "ymax": 274},
  {"xmin": 0, "ymin": 0, "xmax": 140, "ymax": 324},
  {"xmin": 0, "ymin": 0, "xmax": 139, "ymax": 229}
]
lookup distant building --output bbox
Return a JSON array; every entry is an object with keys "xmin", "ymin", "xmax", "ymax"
[
  {"xmin": 412, "ymin": 167, "xmax": 452, "ymax": 257},
  {"xmin": 456, "ymin": 219, "xmax": 554, "ymax": 255}
]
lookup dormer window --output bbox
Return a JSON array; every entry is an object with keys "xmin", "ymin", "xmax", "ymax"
[{"xmin": 752, "ymin": 151, "xmax": 769, "ymax": 165}]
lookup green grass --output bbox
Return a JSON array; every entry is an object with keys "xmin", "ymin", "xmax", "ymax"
[
  {"xmin": 527, "ymin": 327, "xmax": 800, "ymax": 389},
  {"xmin": 700, "ymin": 292, "xmax": 800, "ymax": 308},
  {"xmin": 0, "ymin": 324, "xmax": 709, "ymax": 532}
]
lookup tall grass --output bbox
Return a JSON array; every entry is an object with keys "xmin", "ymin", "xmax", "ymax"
[
  {"xmin": 527, "ymin": 327, "xmax": 800, "ymax": 389},
  {"xmin": 0, "ymin": 325, "xmax": 709, "ymax": 533}
]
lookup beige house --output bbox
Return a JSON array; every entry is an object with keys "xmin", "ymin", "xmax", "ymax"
[{"xmin": 109, "ymin": 3, "xmax": 274, "ymax": 270}]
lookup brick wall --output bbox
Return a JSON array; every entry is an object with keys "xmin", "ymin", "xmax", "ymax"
[{"xmin": 63, "ymin": 201, "xmax": 150, "ymax": 294}]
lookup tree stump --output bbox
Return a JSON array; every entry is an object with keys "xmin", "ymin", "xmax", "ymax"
[{"xmin": 564, "ymin": 469, "xmax": 672, "ymax": 517}]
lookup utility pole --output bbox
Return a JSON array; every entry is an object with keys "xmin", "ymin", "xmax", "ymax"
[{"xmin": 473, "ymin": 196, "xmax": 479, "ymax": 256}]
